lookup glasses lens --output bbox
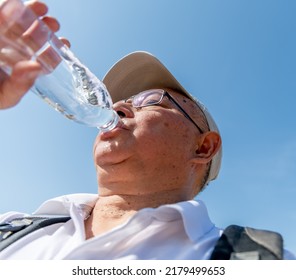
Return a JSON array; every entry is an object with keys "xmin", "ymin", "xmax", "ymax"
[{"xmin": 132, "ymin": 89, "xmax": 164, "ymax": 108}]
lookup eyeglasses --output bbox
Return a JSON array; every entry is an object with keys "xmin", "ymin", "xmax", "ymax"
[{"xmin": 124, "ymin": 89, "xmax": 204, "ymax": 133}]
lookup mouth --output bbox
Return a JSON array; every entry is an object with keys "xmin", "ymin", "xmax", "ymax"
[{"xmin": 99, "ymin": 119, "xmax": 129, "ymax": 140}]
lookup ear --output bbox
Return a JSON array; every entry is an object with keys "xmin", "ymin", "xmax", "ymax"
[{"xmin": 193, "ymin": 131, "xmax": 221, "ymax": 164}]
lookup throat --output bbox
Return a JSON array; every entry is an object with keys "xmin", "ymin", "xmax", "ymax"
[
  {"xmin": 84, "ymin": 191, "xmax": 187, "ymax": 239},
  {"xmin": 84, "ymin": 198, "xmax": 137, "ymax": 239}
]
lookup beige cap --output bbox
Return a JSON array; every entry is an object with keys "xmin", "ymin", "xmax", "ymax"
[{"xmin": 103, "ymin": 51, "xmax": 222, "ymax": 186}]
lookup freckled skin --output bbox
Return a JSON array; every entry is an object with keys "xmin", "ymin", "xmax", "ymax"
[
  {"xmin": 86, "ymin": 89, "xmax": 220, "ymax": 238},
  {"xmin": 93, "ymin": 90, "xmax": 200, "ymax": 196}
]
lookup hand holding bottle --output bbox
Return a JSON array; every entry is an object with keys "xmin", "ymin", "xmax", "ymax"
[
  {"xmin": 0, "ymin": 0, "xmax": 69, "ymax": 109},
  {"xmin": 0, "ymin": 0, "xmax": 117, "ymax": 132}
]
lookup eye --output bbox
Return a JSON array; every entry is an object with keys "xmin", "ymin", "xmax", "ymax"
[
  {"xmin": 134, "ymin": 92, "xmax": 161, "ymax": 107},
  {"xmin": 141, "ymin": 98, "xmax": 159, "ymax": 106}
]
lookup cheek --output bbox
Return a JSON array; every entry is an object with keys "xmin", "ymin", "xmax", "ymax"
[
  {"xmin": 134, "ymin": 113, "xmax": 194, "ymax": 159},
  {"xmin": 163, "ymin": 120, "xmax": 193, "ymax": 143}
]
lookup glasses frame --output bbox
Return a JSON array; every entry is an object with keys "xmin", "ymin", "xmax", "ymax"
[{"xmin": 125, "ymin": 89, "xmax": 204, "ymax": 134}]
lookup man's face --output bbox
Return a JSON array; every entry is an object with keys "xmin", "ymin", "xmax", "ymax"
[{"xmin": 93, "ymin": 89, "xmax": 201, "ymax": 196}]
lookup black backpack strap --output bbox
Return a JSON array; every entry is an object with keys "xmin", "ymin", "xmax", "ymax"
[
  {"xmin": 210, "ymin": 225, "xmax": 283, "ymax": 260},
  {"xmin": 0, "ymin": 216, "xmax": 71, "ymax": 252}
]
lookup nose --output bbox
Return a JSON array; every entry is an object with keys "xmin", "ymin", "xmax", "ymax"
[{"xmin": 113, "ymin": 100, "xmax": 135, "ymax": 119}]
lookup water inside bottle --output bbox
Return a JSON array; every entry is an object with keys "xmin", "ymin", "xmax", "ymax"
[{"xmin": 33, "ymin": 55, "xmax": 118, "ymax": 130}]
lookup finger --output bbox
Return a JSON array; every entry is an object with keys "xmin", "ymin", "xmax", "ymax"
[
  {"xmin": 1, "ymin": 1, "xmax": 36, "ymax": 40},
  {"xmin": 0, "ymin": 68, "xmax": 8, "ymax": 85},
  {"xmin": 21, "ymin": 16, "xmax": 61, "ymax": 52},
  {"xmin": 0, "ymin": 45, "xmax": 31, "ymax": 67},
  {"xmin": 42, "ymin": 16, "xmax": 60, "ymax": 32},
  {"xmin": 22, "ymin": 19, "xmax": 50, "ymax": 52},
  {"xmin": 59, "ymin": 37, "xmax": 71, "ymax": 48},
  {"xmin": 0, "ymin": 61, "xmax": 42, "ymax": 109},
  {"xmin": 25, "ymin": 1, "xmax": 48, "ymax": 17}
]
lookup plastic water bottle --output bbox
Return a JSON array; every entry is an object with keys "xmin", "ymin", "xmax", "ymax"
[{"xmin": 0, "ymin": 0, "xmax": 119, "ymax": 132}]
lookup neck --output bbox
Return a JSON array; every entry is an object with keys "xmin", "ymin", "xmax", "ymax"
[{"xmin": 84, "ymin": 190, "xmax": 189, "ymax": 239}]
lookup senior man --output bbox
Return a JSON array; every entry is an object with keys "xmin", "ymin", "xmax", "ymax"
[
  {"xmin": 0, "ymin": 49, "xmax": 224, "ymax": 259},
  {"xmin": 0, "ymin": 1, "xmax": 294, "ymax": 260}
]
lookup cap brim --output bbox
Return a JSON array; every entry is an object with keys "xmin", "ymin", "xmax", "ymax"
[
  {"xmin": 103, "ymin": 51, "xmax": 222, "ymax": 185},
  {"xmin": 103, "ymin": 51, "xmax": 192, "ymax": 103}
]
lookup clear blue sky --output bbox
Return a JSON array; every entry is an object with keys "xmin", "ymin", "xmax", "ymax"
[{"xmin": 0, "ymin": 0, "xmax": 295, "ymax": 254}]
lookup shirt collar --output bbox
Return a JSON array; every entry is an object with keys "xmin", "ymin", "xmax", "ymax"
[
  {"xmin": 149, "ymin": 200, "xmax": 215, "ymax": 242},
  {"xmin": 33, "ymin": 193, "xmax": 98, "ymax": 218},
  {"xmin": 33, "ymin": 193, "xmax": 214, "ymax": 242}
]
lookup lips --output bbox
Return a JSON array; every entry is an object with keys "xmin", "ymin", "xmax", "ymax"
[
  {"xmin": 115, "ymin": 118, "xmax": 128, "ymax": 129},
  {"xmin": 99, "ymin": 119, "xmax": 129, "ymax": 140}
]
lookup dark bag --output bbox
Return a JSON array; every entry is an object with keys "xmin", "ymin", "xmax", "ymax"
[
  {"xmin": 210, "ymin": 225, "xmax": 283, "ymax": 260},
  {"xmin": 0, "ymin": 216, "xmax": 70, "ymax": 252}
]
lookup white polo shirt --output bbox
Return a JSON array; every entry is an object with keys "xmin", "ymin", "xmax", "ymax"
[{"xmin": 0, "ymin": 193, "xmax": 294, "ymax": 260}]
